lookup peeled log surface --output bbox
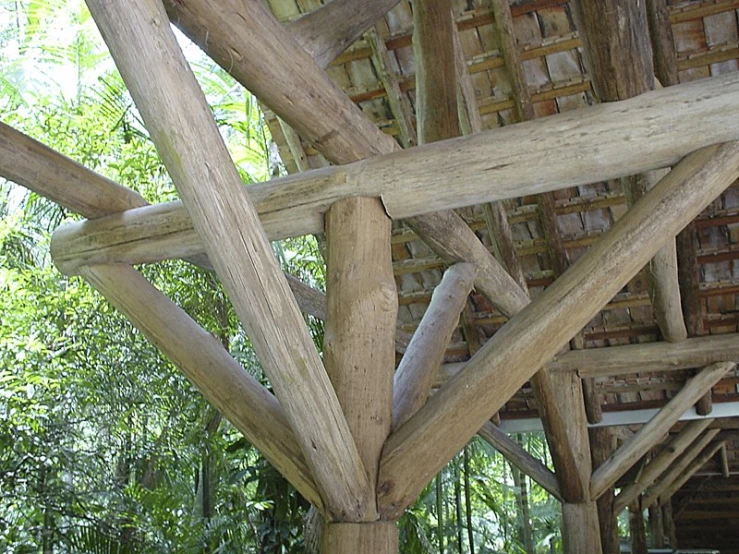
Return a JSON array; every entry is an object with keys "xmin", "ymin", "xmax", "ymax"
[
  {"xmin": 80, "ymin": 265, "xmax": 321, "ymax": 510},
  {"xmin": 376, "ymin": 143, "xmax": 739, "ymax": 519},
  {"xmin": 477, "ymin": 421, "xmax": 562, "ymax": 501},
  {"xmin": 590, "ymin": 362, "xmax": 733, "ymax": 500},
  {"xmin": 85, "ymin": 0, "xmax": 371, "ymax": 521},
  {"xmin": 393, "ymin": 263, "xmax": 476, "ymax": 430},
  {"xmin": 324, "ymin": 197, "xmax": 397, "ymax": 518},
  {"xmin": 287, "ymin": 0, "xmax": 402, "ymax": 70},
  {"xmin": 50, "ymin": 72, "xmax": 739, "ymax": 255},
  {"xmin": 0, "ymin": 121, "xmax": 146, "ymax": 218},
  {"xmin": 614, "ymin": 418, "xmax": 714, "ymax": 513},
  {"xmin": 321, "ymin": 521, "xmax": 398, "ymax": 554},
  {"xmin": 561, "ymin": 502, "xmax": 602, "ymax": 554}
]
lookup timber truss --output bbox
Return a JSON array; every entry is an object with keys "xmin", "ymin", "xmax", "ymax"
[{"xmin": 4, "ymin": 0, "xmax": 739, "ymax": 552}]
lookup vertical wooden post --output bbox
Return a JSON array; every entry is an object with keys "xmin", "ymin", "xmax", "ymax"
[
  {"xmin": 322, "ymin": 196, "xmax": 398, "ymax": 551},
  {"xmin": 648, "ymin": 503, "xmax": 665, "ymax": 548},
  {"xmin": 662, "ymin": 502, "xmax": 678, "ymax": 549},
  {"xmin": 550, "ymin": 371, "xmax": 603, "ymax": 554},
  {"xmin": 629, "ymin": 503, "xmax": 648, "ymax": 554},
  {"xmin": 590, "ymin": 427, "xmax": 619, "ymax": 554}
]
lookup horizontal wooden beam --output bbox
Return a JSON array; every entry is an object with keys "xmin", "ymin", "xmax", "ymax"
[
  {"xmin": 613, "ymin": 418, "xmax": 714, "ymax": 513},
  {"xmin": 590, "ymin": 362, "xmax": 733, "ymax": 499},
  {"xmin": 80, "ymin": 264, "xmax": 322, "ymax": 510},
  {"xmin": 376, "ymin": 142, "xmax": 739, "ymax": 519},
  {"xmin": 51, "ymin": 72, "xmax": 739, "ymax": 258},
  {"xmin": 477, "ymin": 421, "xmax": 562, "ymax": 501}
]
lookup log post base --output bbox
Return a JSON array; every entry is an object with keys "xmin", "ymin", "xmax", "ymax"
[
  {"xmin": 562, "ymin": 502, "xmax": 603, "ymax": 554},
  {"xmin": 321, "ymin": 521, "xmax": 399, "ymax": 554}
]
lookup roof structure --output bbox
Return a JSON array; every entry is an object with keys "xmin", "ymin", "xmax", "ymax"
[{"xmin": 3, "ymin": 0, "xmax": 739, "ymax": 551}]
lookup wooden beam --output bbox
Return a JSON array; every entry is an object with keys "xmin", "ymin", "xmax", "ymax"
[
  {"xmin": 79, "ymin": 264, "xmax": 322, "ymax": 510},
  {"xmin": 84, "ymin": 0, "xmax": 371, "ymax": 521},
  {"xmin": 287, "ymin": 0, "xmax": 402, "ymax": 70},
  {"xmin": 651, "ymin": 440, "xmax": 726, "ymax": 508},
  {"xmin": 629, "ymin": 502, "xmax": 649, "ymax": 554},
  {"xmin": 590, "ymin": 427, "xmax": 620, "ymax": 554},
  {"xmin": 561, "ymin": 502, "xmax": 602, "ymax": 553},
  {"xmin": 591, "ymin": 362, "xmax": 733, "ymax": 500},
  {"xmin": 321, "ymin": 521, "xmax": 398, "ymax": 554},
  {"xmin": 575, "ymin": 0, "xmax": 687, "ymax": 343},
  {"xmin": 323, "ymin": 197, "xmax": 397, "ymax": 521},
  {"xmin": 50, "ymin": 72, "xmax": 739, "ymax": 258},
  {"xmin": 613, "ymin": 418, "xmax": 714, "ymax": 513},
  {"xmin": 662, "ymin": 502, "xmax": 678, "ymax": 549},
  {"xmin": 477, "ymin": 421, "xmax": 562, "ymax": 501},
  {"xmin": 376, "ymin": 142, "xmax": 739, "ymax": 519},
  {"xmin": 393, "ymin": 263, "xmax": 476, "ymax": 430},
  {"xmin": 720, "ymin": 443, "xmax": 731, "ymax": 478},
  {"xmin": 0, "ymin": 121, "xmax": 146, "ymax": 218},
  {"xmin": 646, "ymin": 0, "xmax": 680, "ymax": 88},
  {"xmin": 649, "ymin": 503, "xmax": 665, "ymax": 548},
  {"xmin": 641, "ymin": 429, "xmax": 721, "ymax": 509}
]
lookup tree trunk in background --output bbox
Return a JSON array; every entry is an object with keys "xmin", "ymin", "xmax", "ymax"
[{"xmin": 463, "ymin": 448, "xmax": 475, "ymax": 554}]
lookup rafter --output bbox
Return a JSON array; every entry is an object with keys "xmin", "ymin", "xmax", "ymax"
[
  {"xmin": 80, "ymin": 264, "xmax": 322, "ymax": 510},
  {"xmin": 84, "ymin": 0, "xmax": 371, "ymax": 521},
  {"xmin": 591, "ymin": 363, "xmax": 733, "ymax": 499},
  {"xmin": 613, "ymin": 419, "xmax": 714, "ymax": 513},
  {"xmin": 643, "ymin": 436, "xmax": 724, "ymax": 508},
  {"xmin": 376, "ymin": 142, "xmax": 739, "ymax": 519},
  {"xmin": 50, "ymin": 72, "xmax": 739, "ymax": 268}
]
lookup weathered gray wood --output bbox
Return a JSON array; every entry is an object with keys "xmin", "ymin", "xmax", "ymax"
[
  {"xmin": 393, "ymin": 263, "xmax": 476, "ymax": 430},
  {"xmin": 641, "ymin": 429, "xmax": 720, "ymax": 509},
  {"xmin": 575, "ymin": 0, "xmax": 686, "ymax": 343},
  {"xmin": 478, "ymin": 421, "xmax": 562, "ymax": 501},
  {"xmin": 376, "ymin": 143, "xmax": 739, "ymax": 519},
  {"xmin": 591, "ymin": 362, "xmax": 733, "ymax": 499},
  {"xmin": 645, "ymin": 0, "xmax": 679, "ymax": 88},
  {"xmin": 49, "ymin": 72, "xmax": 739, "ymax": 255},
  {"xmin": 287, "ymin": 0, "xmax": 402, "ymax": 70},
  {"xmin": 84, "ymin": 0, "xmax": 371, "ymax": 521},
  {"xmin": 648, "ymin": 438, "xmax": 725, "ymax": 508},
  {"xmin": 0, "ymin": 121, "xmax": 146, "ymax": 218},
  {"xmin": 324, "ymin": 197, "xmax": 397, "ymax": 519},
  {"xmin": 321, "ymin": 521, "xmax": 398, "ymax": 554},
  {"xmin": 613, "ymin": 419, "xmax": 714, "ymax": 513},
  {"xmin": 80, "ymin": 264, "xmax": 322, "ymax": 510}
]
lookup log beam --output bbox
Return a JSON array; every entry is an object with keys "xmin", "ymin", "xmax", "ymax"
[
  {"xmin": 720, "ymin": 443, "xmax": 730, "ymax": 478},
  {"xmin": 647, "ymin": 439, "xmax": 725, "ymax": 508},
  {"xmin": 575, "ymin": 0, "xmax": 687, "ymax": 343},
  {"xmin": 590, "ymin": 427, "xmax": 619, "ymax": 554},
  {"xmin": 321, "ymin": 521, "xmax": 398, "ymax": 554},
  {"xmin": 324, "ymin": 197, "xmax": 397, "ymax": 519},
  {"xmin": 591, "ymin": 363, "xmax": 733, "ymax": 499},
  {"xmin": 613, "ymin": 418, "xmax": 714, "ymax": 513},
  {"xmin": 629, "ymin": 502, "xmax": 648, "ymax": 554},
  {"xmin": 49, "ymin": 71, "xmax": 739, "ymax": 262},
  {"xmin": 377, "ymin": 142, "xmax": 739, "ymax": 519},
  {"xmin": 84, "ymin": 0, "xmax": 371, "ymax": 521},
  {"xmin": 80, "ymin": 265, "xmax": 322, "ymax": 510},
  {"xmin": 393, "ymin": 263, "xmax": 476, "ymax": 430},
  {"xmin": 477, "ymin": 421, "xmax": 562, "ymax": 501}
]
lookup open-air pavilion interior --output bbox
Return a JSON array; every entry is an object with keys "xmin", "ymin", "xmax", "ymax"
[{"xmin": 5, "ymin": 0, "xmax": 739, "ymax": 551}]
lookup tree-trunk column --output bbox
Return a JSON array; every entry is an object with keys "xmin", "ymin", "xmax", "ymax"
[{"xmin": 322, "ymin": 196, "xmax": 399, "ymax": 553}]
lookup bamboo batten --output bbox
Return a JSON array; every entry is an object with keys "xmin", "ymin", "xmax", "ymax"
[{"xmin": 84, "ymin": 0, "xmax": 372, "ymax": 521}]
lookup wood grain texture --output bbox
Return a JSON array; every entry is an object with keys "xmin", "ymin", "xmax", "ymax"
[
  {"xmin": 0, "ymin": 121, "xmax": 146, "ymax": 218},
  {"xmin": 85, "ymin": 0, "xmax": 371, "ymax": 521},
  {"xmin": 646, "ymin": 0, "xmax": 679, "ymax": 88},
  {"xmin": 591, "ymin": 362, "xmax": 733, "ymax": 499},
  {"xmin": 324, "ymin": 197, "xmax": 397, "ymax": 519},
  {"xmin": 377, "ymin": 143, "xmax": 739, "ymax": 519},
  {"xmin": 80, "ymin": 265, "xmax": 322, "ymax": 510},
  {"xmin": 393, "ymin": 263, "xmax": 475, "ymax": 430},
  {"xmin": 561, "ymin": 502, "xmax": 602, "ymax": 554},
  {"xmin": 614, "ymin": 418, "xmax": 714, "ymax": 513},
  {"xmin": 287, "ymin": 0, "xmax": 402, "ymax": 70},
  {"xmin": 645, "ymin": 436, "xmax": 724, "ymax": 508},
  {"xmin": 590, "ymin": 427, "xmax": 619, "ymax": 554},
  {"xmin": 50, "ymin": 72, "xmax": 739, "ymax": 251},
  {"xmin": 321, "ymin": 521, "xmax": 398, "ymax": 554},
  {"xmin": 477, "ymin": 421, "xmax": 562, "ymax": 501}
]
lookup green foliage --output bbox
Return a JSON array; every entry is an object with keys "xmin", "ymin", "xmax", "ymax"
[{"xmin": 1, "ymin": 1, "xmax": 567, "ymax": 552}]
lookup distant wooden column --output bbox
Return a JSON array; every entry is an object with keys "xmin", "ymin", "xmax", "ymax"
[
  {"xmin": 322, "ymin": 196, "xmax": 398, "ymax": 551},
  {"xmin": 590, "ymin": 427, "xmax": 619, "ymax": 554},
  {"xmin": 629, "ymin": 503, "xmax": 648, "ymax": 554},
  {"xmin": 662, "ymin": 502, "xmax": 678, "ymax": 549},
  {"xmin": 649, "ymin": 503, "xmax": 665, "ymax": 548}
]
